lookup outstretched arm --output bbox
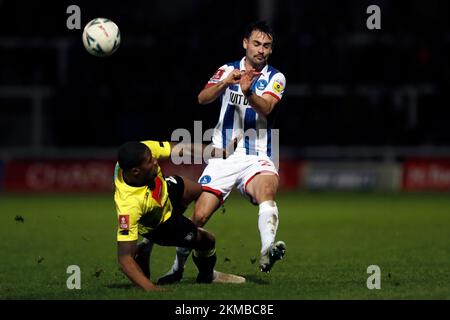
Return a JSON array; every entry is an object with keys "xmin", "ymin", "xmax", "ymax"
[
  {"xmin": 169, "ymin": 135, "xmax": 240, "ymax": 161},
  {"xmin": 117, "ymin": 241, "xmax": 164, "ymax": 292}
]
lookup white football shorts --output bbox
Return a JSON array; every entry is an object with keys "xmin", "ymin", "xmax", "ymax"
[{"xmin": 198, "ymin": 152, "xmax": 278, "ymax": 204}]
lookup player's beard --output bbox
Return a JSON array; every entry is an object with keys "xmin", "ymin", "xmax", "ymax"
[{"xmin": 249, "ymin": 54, "xmax": 267, "ymax": 70}]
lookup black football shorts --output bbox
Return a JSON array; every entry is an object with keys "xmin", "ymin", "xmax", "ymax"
[{"xmin": 143, "ymin": 175, "xmax": 197, "ymax": 248}]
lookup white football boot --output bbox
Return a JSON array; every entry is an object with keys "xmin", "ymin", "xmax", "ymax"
[{"xmin": 259, "ymin": 241, "xmax": 286, "ymax": 273}]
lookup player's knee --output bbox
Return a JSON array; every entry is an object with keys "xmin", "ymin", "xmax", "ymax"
[
  {"xmin": 195, "ymin": 228, "xmax": 215, "ymax": 251},
  {"xmin": 205, "ymin": 232, "xmax": 215, "ymax": 250},
  {"xmin": 257, "ymin": 182, "xmax": 277, "ymax": 200},
  {"xmin": 192, "ymin": 210, "xmax": 211, "ymax": 227}
]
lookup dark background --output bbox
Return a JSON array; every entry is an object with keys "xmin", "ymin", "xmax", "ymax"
[{"xmin": 0, "ymin": 0, "xmax": 449, "ymax": 155}]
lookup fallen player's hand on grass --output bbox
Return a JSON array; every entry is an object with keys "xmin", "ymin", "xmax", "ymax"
[{"xmin": 145, "ymin": 285, "xmax": 166, "ymax": 292}]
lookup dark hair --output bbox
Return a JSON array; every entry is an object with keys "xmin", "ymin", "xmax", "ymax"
[
  {"xmin": 243, "ymin": 21, "xmax": 274, "ymax": 41},
  {"xmin": 117, "ymin": 141, "xmax": 149, "ymax": 171}
]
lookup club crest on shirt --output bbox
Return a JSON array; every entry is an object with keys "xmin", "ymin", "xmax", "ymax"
[
  {"xmin": 273, "ymin": 79, "xmax": 284, "ymax": 94},
  {"xmin": 256, "ymin": 79, "xmax": 268, "ymax": 90},
  {"xmin": 119, "ymin": 215, "xmax": 129, "ymax": 230},
  {"xmin": 199, "ymin": 175, "xmax": 212, "ymax": 184}
]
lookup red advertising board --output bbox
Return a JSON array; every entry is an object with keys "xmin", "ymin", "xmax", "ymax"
[
  {"xmin": 403, "ymin": 159, "xmax": 450, "ymax": 191},
  {"xmin": 3, "ymin": 159, "xmax": 303, "ymax": 192},
  {"xmin": 278, "ymin": 160, "xmax": 302, "ymax": 190},
  {"xmin": 0, "ymin": 160, "xmax": 4, "ymax": 190},
  {"xmin": 5, "ymin": 160, "xmax": 116, "ymax": 192}
]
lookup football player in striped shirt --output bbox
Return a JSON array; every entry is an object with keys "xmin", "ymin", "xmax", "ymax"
[{"xmin": 159, "ymin": 21, "xmax": 286, "ymax": 285}]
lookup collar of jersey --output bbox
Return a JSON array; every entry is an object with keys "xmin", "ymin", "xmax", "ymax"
[{"xmin": 240, "ymin": 56, "xmax": 268, "ymax": 73}]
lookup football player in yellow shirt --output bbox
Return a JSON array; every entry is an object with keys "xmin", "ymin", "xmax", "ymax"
[{"xmin": 115, "ymin": 140, "xmax": 244, "ymax": 291}]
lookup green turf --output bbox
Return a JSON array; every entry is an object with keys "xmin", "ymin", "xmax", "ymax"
[{"xmin": 0, "ymin": 192, "xmax": 449, "ymax": 299}]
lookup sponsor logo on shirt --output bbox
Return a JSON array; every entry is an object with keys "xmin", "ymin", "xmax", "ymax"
[
  {"xmin": 230, "ymin": 91, "xmax": 249, "ymax": 106},
  {"xmin": 273, "ymin": 79, "xmax": 284, "ymax": 94}
]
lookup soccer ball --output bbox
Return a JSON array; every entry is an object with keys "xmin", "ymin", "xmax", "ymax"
[{"xmin": 82, "ymin": 18, "xmax": 121, "ymax": 57}]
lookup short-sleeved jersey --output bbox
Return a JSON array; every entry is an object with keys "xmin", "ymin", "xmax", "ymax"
[
  {"xmin": 205, "ymin": 57, "xmax": 286, "ymax": 158},
  {"xmin": 114, "ymin": 141, "xmax": 172, "ymax": 242}
]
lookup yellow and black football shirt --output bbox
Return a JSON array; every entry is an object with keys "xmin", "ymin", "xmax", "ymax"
[{"xmin": 114, "ymin": 141, "xmax": 172, "ymax": 242}]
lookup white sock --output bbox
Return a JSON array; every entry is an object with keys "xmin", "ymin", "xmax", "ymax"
[
  {"xmin": 172, "ymin": 247, "xmax": 192, "ymax": 272},
  {"xmin": 258, "ymin": 200, "xmax": 279, "ymax": 255}
]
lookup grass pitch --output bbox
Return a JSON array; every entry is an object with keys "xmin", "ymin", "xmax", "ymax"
[{"xmin": 0, "ymin": 192, "xmax": 449, "ymax": 299}]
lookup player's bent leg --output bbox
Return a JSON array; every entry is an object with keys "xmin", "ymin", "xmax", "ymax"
[
  {"xmin": 192, "ymin": 228, "xmax": 246, "ymax": 284},
  {"xmin": 193, "ymin": 227, "xmax": 215, "ymax": 250},
  {"xmin": 246, "ymin": 173, "xmax": 279, "ymax": 204},
  {"xmin": 192, "ymin": 228, "xmax": 216, "ymax": 283},
  {"xmin": 246, "ymin": 174, "xmax": 286, "ymax": 273},
  {"xmin": 158, "ymin": 228, "xmax": 216, "ymax": 285},
  {"xmin": 192, "ymin": 194, "xmax": 245, "ymax": 283},
  {"xmin": 158, "ymin": 191, "xmax": 221, "ymax": 285},
  {"xmin": 192, "ymin": 191, "xmax": 222, "ymax": 227},
  {"xmin": 190, "ymin": 192, "xmax": 219, "ymax": 282},
  {"xmin": 157, "ymin": 176, "xmax": 198, "ymax": 285}
]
